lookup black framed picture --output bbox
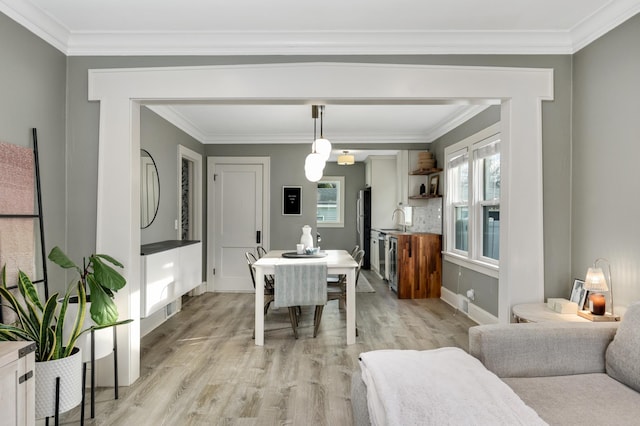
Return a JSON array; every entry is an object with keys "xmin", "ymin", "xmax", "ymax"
[
  {"xmin": 282, "ymin": 186, "xmax": 302, "ymax": 215},
  {"xmin": 569, "ymin": 278, "xmax": 588, "ymax": 309}
]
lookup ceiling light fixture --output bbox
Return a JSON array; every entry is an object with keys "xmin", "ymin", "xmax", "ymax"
[
  {"xmin": 305, "ymin": 105, "xmax": 327, "ymax": 182},
  {"xmin": 338, "ymin": 150, "xmax": 355, "ymax": 165},
  {"xmin": 313, "ymin": 105, "xmax": 332, "ymax": 162}
]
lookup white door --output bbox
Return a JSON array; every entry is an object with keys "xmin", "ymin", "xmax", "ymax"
[{"xmin": 208, "ymin": 157, "xmax": 270, "ymax": 292}]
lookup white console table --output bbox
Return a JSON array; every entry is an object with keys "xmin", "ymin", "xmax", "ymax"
[
  {"xmin": 140, "ymin": 240, "xmax": 202, "ymax": 318},
  {"xmin": 512, "ymin": 303, "xmax": 591, "ymax": 323}
]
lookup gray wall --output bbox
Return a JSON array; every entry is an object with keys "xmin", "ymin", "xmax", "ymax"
[
  {"xmin": 572, "ymin": 13, "xmax": 640, "ymax": 312},
  {"xmin": 2, "ymin": 10, "xmax": 576, "ymax": 301},
  {"xmin": 431, "ymin": 106, "xmax": 501, "ymax": 315},
  {"xmin": 0, "ymin": 13, "xmax": 67, "ymax": 290},
  {"xmin": 140, "ymin": 107, "xmax": 205, "ymax": 245},
  {"xmin": 64, "ymin": 54, "xmax": 573, "ymax": 301},
  {"xmin": 204, "ymin": 144, "xmax": 415, "ymax": 252}
]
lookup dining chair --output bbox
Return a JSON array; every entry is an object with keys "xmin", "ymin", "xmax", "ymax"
[
  {"xmin": 245, "ymin": 252, "xmax": 275, "ymax": 339},
  {"xmin": 328, "ymin": 245, "xmax": 359, "ymax": 284},
  {"xmin": 321, "ymin": 249, "xmax": 364, "ymax": 335},
  {"xmin": 274, "ymin": 263, "xmax": 327, "ymax": 339},
  {"xmin": 256, "ymin": 245, "xmax": 268, "ymax": 258},
  {"xmin": 255, "ymin": 246, "xmax": 274, "ymax": 287}
]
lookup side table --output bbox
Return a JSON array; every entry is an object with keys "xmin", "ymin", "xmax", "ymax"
[{"xmin": 512, "ymin": 303, "xmax": 591, "ymax": 323}]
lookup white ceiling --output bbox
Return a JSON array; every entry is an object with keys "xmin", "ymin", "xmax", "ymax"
[
  {"xmin": 2, "ymin": 0, "xmax": 638, "ymax": 159},
  {"xmin": 2, "ymin": 0, "xmax": 639, "ymax": 55}
]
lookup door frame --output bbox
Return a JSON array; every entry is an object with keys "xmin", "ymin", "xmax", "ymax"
[
  {"xmin": 207, "ymin": 156, "xmax": 271, "ymax": 292},
  {"xmin": 89, "ymin": 62, "xmax": 552, "ymax": 385},
  {"xmin": 177, "ymin": 145, "xmax": 203, "ymax": 241}
]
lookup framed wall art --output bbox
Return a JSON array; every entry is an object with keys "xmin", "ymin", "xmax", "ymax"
[{"xmin": 282, "ymin": 186, "xmax": 302, "ymax": 215}]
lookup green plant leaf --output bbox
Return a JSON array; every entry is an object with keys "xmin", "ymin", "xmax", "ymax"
[
  {"xmin": 0, "ymin": 285, "xmax": 38, "ymax": 340},
  {"xmin": 94, "ymin": 253, "xmax": 124, "ymax": 268},
  {"xmin": 63, "ymin": 280, "xmax": 86, "ymax": 357},
  {"xmin": 0, "ymin": 325, "xmax": 32, "ymax": 341},
  {"xmin": 90, "ymin": 256, "xmax": 126, "ymax": 291},
  {"xmin": 17, "ymin": 270, "xmax": 43, "ymax": 312},
  {"xmin": 47, "ymin": 246, "xmax": 82, "ymax": 274},
  {"xmin": 86, "ymin": 275, "xmax": 119, "ymax": 325},
  {"xmin": 39, "ymin": 294, "xmax": 59, "ymax": 361}
]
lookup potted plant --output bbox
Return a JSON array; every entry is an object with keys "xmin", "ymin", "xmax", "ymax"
[
  {"xmin": 47, "ymin": 246, "xmax": 130, "ymax": 362},
  {"xmin": 48, "ymin": 246, "xmax": 127, "ymax": 326},
  {"xmin": 0, "ymin": 267, "xmax": 86, "ymax": 419}
]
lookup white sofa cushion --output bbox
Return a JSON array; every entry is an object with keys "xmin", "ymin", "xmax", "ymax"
[{"xmin": 606, "ymin": 301, "xmax": 640, "ymax": 392}]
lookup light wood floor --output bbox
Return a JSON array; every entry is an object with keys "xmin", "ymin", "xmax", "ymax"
[{"xmin": 61, "ymin": 270, "xmax": 476, "ymax": 425}]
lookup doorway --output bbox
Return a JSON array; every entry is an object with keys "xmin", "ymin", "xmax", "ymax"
[
  {"xmin": 90, "ymin": 62, "xmax": 552, "ymax": 385},
  {"xmin": 208, "ymin": 157, "xmax": 270, "ymax": 292}
]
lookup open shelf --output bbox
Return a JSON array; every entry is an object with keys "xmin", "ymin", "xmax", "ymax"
[
  {"xmin": 409, "ymin": 167, "xmax": 442, "ymax": 176},
  {"xmin": 408, "ymin": 194, "xmax": 442, "ymax": 200}
]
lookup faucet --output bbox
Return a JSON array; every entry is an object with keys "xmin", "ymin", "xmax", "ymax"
[{"xmin": 392, "ymin": 208, "xmax": 406, "ymax": 232}]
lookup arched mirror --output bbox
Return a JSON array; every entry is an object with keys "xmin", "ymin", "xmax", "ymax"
[{"xmin": 140, "ymin": 149, "xmax": 160, "ymax": 228}]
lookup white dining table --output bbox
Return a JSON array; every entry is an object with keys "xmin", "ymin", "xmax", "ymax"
[{"xmin": 253, "ymin": 249, "xmax": 358, "ymax": 345}]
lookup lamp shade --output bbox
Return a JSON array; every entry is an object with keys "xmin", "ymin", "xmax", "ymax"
[
  {"xmin": 304, "ymin": 152, "xmax": 325, "ymax": 182},
  {"xmin": 314, "ymin": 138, "xmax": 332, "ymax": 162},
  {"xmin": 337, "ymin": 151, "xmax": 355, "ymax": 165},
  {"xmin": 584, "ymin": 267, "xmax": 609, "ymax": 292}
]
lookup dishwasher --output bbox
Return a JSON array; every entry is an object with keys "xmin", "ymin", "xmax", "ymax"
[
  {"xmin": 378, "ymin": 232, "xmax": 386, "ymax": 280},
  {"xmin": 388, "ymin": 236, "xmax": 398, "ymax": 292}
]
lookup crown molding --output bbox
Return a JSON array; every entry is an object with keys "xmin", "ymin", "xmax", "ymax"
[
  {"xmin": 2, "ymin": 0, "xmax": 639, "ymax": 55},
  {"xmin": 569, "ymin": 0, "xmax": 640, "ymax": 52},
  {"xmin": 0, "ymin": 0, "xmax": 68, "ymax": 53},
  {"xmin": 65, "ymin": 30, "xmax": 576, "ymax": 56}
]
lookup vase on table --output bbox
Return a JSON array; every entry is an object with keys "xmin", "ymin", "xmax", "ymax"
[{"xmin": 300, "ymin": 225, "xmax": 314, "ymax": 249}]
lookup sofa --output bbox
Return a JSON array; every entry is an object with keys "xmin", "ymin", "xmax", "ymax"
[{"xmin": 352, "ymin": 302, "xmax": 640, "ymax": 425}]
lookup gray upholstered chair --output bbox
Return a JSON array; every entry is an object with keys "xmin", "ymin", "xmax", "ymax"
[{"xmin": 274, "ymin": 263, "xmax": 327, "ymax": 339}]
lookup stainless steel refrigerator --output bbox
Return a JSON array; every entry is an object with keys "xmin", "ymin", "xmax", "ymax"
[{"xmin": 357, "ymin": 188, "xmax": 372, "ymax": 269}]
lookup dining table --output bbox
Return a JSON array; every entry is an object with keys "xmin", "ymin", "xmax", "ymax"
[{"xmin": 253, "ymin": 249, "xmax": 359, "ymax": 345}]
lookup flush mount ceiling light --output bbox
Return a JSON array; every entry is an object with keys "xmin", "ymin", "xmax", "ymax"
[{"xmin": 338, "ymin": 150, "xmax": 355, "ymax": 165}]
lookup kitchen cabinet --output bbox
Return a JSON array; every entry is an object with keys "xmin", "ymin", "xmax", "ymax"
[
  {"xmin": 365, "ymin": 156, "xmax": 397, "ymax": 229},
  {"xmin": 370, "ymin": 230, "xmax": 380, "ymax": 273},
  {"xmin": 396, "ymin": 233, "xmax": 442, "ymax": 299},
  {"xmin": 0, "ymin": 342, "xmax": 35, "ymax": 426}
]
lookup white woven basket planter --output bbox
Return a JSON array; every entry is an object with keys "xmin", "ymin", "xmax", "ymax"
[{"xmin": 35, "ymin": 347, "xmax": 83, "ymax": 419}]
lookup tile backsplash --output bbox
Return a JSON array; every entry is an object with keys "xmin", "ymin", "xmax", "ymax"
[{"xmin": 407, "ymin": 198, "xmax": 442, "ymax": 234}]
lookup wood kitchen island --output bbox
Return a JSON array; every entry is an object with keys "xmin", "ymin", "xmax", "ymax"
[{"xmin": 394, "ymin": 233, "xmax": 442, "ymax": 299}]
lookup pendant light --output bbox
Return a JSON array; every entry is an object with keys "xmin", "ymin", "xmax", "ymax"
[
  {"xmin": 313, "ymin": 105, "xmax": 332, "ymax": 162},
  {"xmin": 337, "ymin": 150, "xmax": 355, "ymax": 165},
  {"xmin": 305, "ymin": 105, "xmax": 326, "ymax": 182}
]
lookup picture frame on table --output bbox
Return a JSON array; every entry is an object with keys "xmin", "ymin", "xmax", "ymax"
[
  {"xmin": 569, "ymin": 278, "xmax": 588, "ymax": 309},
  {"xmin": 282, "ymin": 186, "xmax": 302, "ymax": 215},
  {"xmin": 429, "ymin": 175, "xmax": 439, "ymax": 196}
]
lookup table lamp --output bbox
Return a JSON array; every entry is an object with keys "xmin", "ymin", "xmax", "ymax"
[{"xmin": 578, "ymin": 258, "xmax": 619, "ymax": 321}]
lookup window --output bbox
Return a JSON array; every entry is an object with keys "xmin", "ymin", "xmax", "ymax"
[
  {"xmin": 445, "ymin": 124, "xmax": 500, "ymax": 269},
  {"xmin": 317, "ymin": 176, "xmax": 345, "ymax": 228}
]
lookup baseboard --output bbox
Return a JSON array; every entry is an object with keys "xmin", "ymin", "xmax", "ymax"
[
  {"xmin": 440, "ymin": 287, "xmax": 498, "ymax": 325},
  {"xmin": 467, "ymin": 302, "xmax": 499, "ymax": 325}
]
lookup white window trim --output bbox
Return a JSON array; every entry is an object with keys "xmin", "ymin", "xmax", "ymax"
[
  {"xmin": 317, "ymin": 175, "xmax": 345, "ymax": 228},
  {"xmin": 444, "ymin": 123, "xmax": 501, "ymax": 272}
]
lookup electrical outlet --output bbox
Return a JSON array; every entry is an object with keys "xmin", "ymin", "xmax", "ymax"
[{"xmin": 466, "ymin": 289, "xmax": 475, "ymax": 301}]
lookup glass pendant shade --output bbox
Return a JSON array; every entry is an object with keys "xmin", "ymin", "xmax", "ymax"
[
  {"xmin": 314, "ymin": 138, "xmax": 332, "ymax": 162},
  {"xmin": 305, "ymin": 152, "xmax": 325, "ymax": 182}
]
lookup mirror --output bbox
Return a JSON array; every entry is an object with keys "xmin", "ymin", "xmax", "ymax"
[{"xmin": 140, "ymin": 149, "xmax": 160, "ymax": 228}]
